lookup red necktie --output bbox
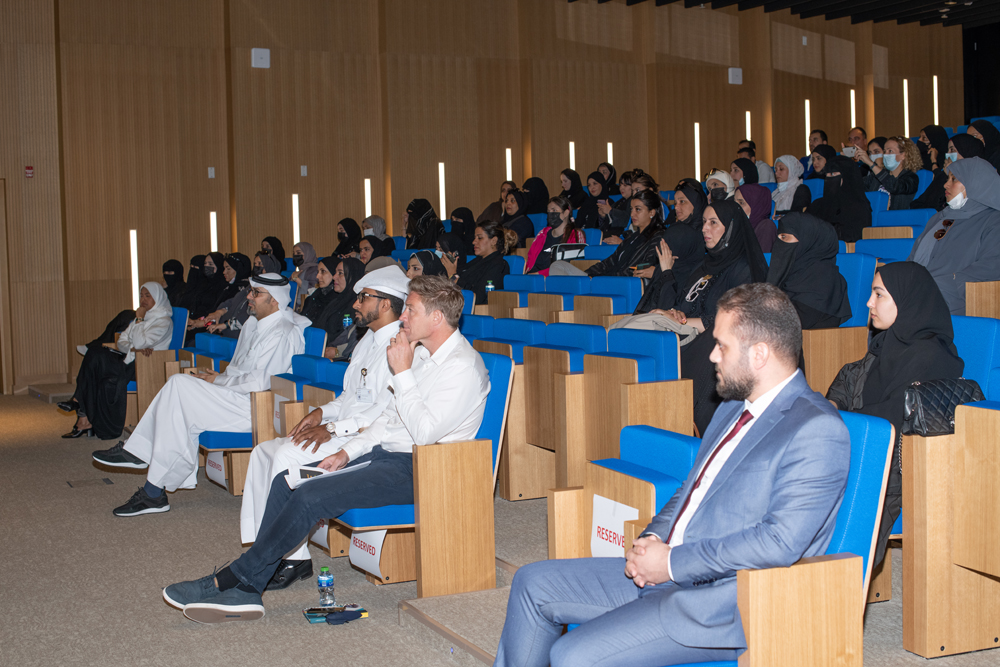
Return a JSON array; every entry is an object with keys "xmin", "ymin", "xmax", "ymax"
[{"xmin": 667, "ymin": 409, "xmax": 753, "ymax": 543}]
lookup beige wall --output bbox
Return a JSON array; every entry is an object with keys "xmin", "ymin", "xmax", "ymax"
[{"xmin": 0, "ymin": 0, "xmax": 965, "ymax": 390}]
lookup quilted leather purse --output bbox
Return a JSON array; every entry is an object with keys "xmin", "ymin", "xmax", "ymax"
[{"xmin": 902, "ymin": 378, "xmax": 984, "ymax": 436}]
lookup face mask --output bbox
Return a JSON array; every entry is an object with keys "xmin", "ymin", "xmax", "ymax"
[
  {"xmin": 709, "ymin": 187, "xmax": 727, "ymax": 202},
  {"xmin": 738, "ymin": 178, "xmax": 745, "ymax": 186},
  {"xmin": 945, "ymin": 152, "xmax": 958, "ymax": 163},
  {"xmin": 260, "ymin": 249, "xmax": 270, "ymax": 255},
  {"xmin": 203, "ymin": 265, "xmax": 215, "ymax": 277},
  {"xmin": 363, "ymin": 229, "xmax": 374, "ymax": 237},
  {"xmin": 869, "ymin": 152, "xmax": 882, "ymax": 161},
  {"xmin": 434, "ymin": 250, "xmax": 444, "ymax": 258},
  {"xmin": 252, "ymin": 266, "xmax": 264, "ymax": 276},
  {"xmin": 338, "ymin": 232, "xmax": 348, "ymax": 240},
  {"xmin": 947, "ymin": 191, "xmax": 967, "ymax": 210},
  {"xmin": 547, "ymin": 211, "xmax": 563, "ymax": 226},
  {"xmin": 292, "ymin": 256, "xmax": 304, "ymax": 267},
  {"xmin": 882, "ymin": 154, "xmax": 899, "ymax": 171},
  {"xmin": 776, "ymin": 181, "xmax": 789, "ymax": 192}
]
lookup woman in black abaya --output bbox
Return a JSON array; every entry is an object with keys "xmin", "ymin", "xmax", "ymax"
[
  {"xmin": 807, "ymin": 154, "xmax": 873, "ymax": 242},
  {"xmin": 301, "ymin": 257, "xmax": 366, "ymax": 357}
]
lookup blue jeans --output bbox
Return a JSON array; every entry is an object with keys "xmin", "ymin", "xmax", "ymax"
[
  {"xmin": 229, "ymin": 446, "xmax": 413, "ymax": 593},
  {"xmin": 494, "ymin": 558, "xmax": 738, "ymax": 667}
]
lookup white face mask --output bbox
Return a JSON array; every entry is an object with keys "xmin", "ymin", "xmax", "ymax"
[
  {"xmin": 869, "ymin": 152, "xmax": 883, "ymax": 161},
  {"xmin": 363, "ymin": 229, "xmax": 375, "ymax": 237},
  {"xmin": 776, "ymin": 181, "xmax": 789, "ymax": 192},
  {"xmin": 946, "ymin": 191, "xmax": 968, "ymax": 210}
]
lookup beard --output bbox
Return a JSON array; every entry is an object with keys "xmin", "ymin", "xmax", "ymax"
[
  {"xmin": 715, "ymin": 355, "xmax": 757, "ymax": 402},
  {"xmin": 356, "ymin": 307, "xmax": 379, "ymax": 328}
]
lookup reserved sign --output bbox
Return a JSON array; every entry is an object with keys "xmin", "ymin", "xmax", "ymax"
[
  {"xmin": 349, "ymin": 529, "xmax": 387, "ymax": 579},
  {"xmin": 205, "ymin": 451, "xmax": 228, "ymax": 490},
  {"xmin": 590, "ymin": 494, "xmax": 638, "ymax": 558}
]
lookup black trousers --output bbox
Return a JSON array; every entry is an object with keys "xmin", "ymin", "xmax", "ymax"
[{"xmin": 73, "ymin": 347, "xmax": 135, "ymax": 440}]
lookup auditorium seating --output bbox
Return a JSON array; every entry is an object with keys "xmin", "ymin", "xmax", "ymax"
[
  {"xmin": 570, "ymin": 276, "xmax": 643, "ymax": 327},
  {"xmin": 487, "ymin": 274, "xmax": 545, "ymax": 318},
  {"xmin": 853, "ymin": 238, "xmax": 914, "ymax": 263},
  {"xmin": 803, "ymin": 178, "xmax": 824, "ymax": 200},
  {"xmin": 526, "ymin": 275, "xmax": 590, "ymax": 323},
  {"xmin": 915, "ymin": 169, "xmax": 934, "ymax": 198},
  {"xmin": 125, "ymin": 306, "xmax": 188, "ymax": 426}
]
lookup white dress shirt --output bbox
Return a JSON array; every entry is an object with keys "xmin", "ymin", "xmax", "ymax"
[
  {"xmin": 211, "ymin": 310, "xmax": 306, "ymax": 395},
  {"xmin": 337, "ymin": 329, "xmax": 490, "ymax": 461},
  {"xmin": 321, "ymin": 320, "xmax": 401, "ymax": 436},
  {"xmin": 117, "ymin": 316, "xmax": 172, "ymax": 364}
]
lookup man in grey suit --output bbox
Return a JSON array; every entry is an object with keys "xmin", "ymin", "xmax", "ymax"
[{"xmin": 494, "ymin": 283, "xmax": 851, "ymax": 667}]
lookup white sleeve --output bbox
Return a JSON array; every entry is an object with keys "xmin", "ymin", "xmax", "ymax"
[
  {"xmin": 212, "ymin": 329, "xmax": 297, "ymax": 395},
  {"xmin": 125, "ymin": 318, "xmax": 172, "ymax": 351},
  {"xmin": 390, "ymin": 357, "xmax": 487, "ymax": 447}
]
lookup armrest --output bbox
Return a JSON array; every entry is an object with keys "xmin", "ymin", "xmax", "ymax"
[
  {"xmin": 623, "ymin": 379, "xmax": 694, "ymax": 436},
  {"xmin": 802, "ymin": 327, "xmax": 868, "ymax": 396},
  {"xmin": 487, "ymin": 291, "xmax": 521, "ymax": 320},
  {"xmin": 413, "ymin": 438, "xmax": 495, "ymax": 597},
  {"xmin": 547, "ymin": 486, "xmax": 585, "ymax": 560},
  {"xmin": 250, "ymin": 391, "xmax": 276, "ymax": 445},
  {"xmin": 281, "ymin": 401, "xmax": 310, "ymax": 437},
  {"xmin": 736, "ymin": 553, "xmax": 862, "ymax": 667},
  {"xmin": 966, "ymin": 281, "xmax": 1000, "ymax": 319},
  {"xmin": 135, "ymin": 350, "xmax": 179, "ymax": 418}
]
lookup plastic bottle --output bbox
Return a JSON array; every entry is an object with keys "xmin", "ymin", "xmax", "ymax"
[
  {"xmin": 485, "ymin": 280, "xmax": 495, "ymax": 293},
  {"xmin": 342, "ymin": 313, "xmax": 353, "ymax": 330},
  {"xmin": 317, "ymin": 566, "xmax": 335, "ymax": 607}
]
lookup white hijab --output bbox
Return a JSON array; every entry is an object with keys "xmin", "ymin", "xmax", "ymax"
[
  {"xmin": 142, "ymin": 281, "xmax": 173, "ymax": 321},
  {"xmin": 772, "ymin": 155, "xmax": 805, "ymax": 212},
  {"xmin": 706, "ymin": 170, "xmax": 735, "ymax": 199}
]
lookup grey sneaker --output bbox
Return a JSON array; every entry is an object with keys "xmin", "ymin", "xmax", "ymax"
[
  {"xmin": 183, "ymin": 587, "xmax": 265, "ymax": 624},
  {"xmin": 93, "ymin": 441, "xmax": 148, "ymax": 469},
  {"xmin": 113, "ymin": 486, "xmax": 169, "ymax": 517},
  {"xmin": 162, "ymin": 572, "xmax": 220, "ymax": 610}
]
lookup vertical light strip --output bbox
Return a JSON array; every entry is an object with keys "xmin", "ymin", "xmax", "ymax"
[
  {"xmin": 438, "ymin": 162, "xmax": 446, "ymax": 217},
  {"xmin": 804, "ymin": 99, "xmax": 811, "ymax": 156},
  {"xmin": 129, "ymin": 230, "xmax": 139, "ymax": 309},
  {"xmin": 903, "ymin": 79, "xmax": 910, "ymax": 137},
  {"xmin": 505, "ymin": 149, "xmax": 513, "ymax": 182},
  {"xmin": 693, "ymin": 122, "xmax": 701, "ymax": 180},
  {"xmin": 569, "ymin": 142, "xmax": 576, "ymax": 171},
  {"xmin": 745, "ymin": 111, "xmax": 752, "ymax": 141},
  {"xmin": 607, "ymin": 142, "xmax": 614, "ymax": 165},
  {"xmin": 209, "ymin": 212, "xmax": 218, "ymax": 252},
  {"xmin": 364, "ymin": 179, "xmax": 372, "ymax": 218},
  {"xmin": 932, "ymin": 75, "xmax": 939, "ymax": 125},
  {"xmin": 850, "ymin": 89, "xmax": 857, "ymax": 129},
  {"xmin": 291, "ymin": 194, "xmax": 300, "ymax": 245}
]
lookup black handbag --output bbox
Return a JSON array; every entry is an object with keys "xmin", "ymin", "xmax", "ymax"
[
  {"xmin": 902, "ymin": 378, "xmax": 984, "ymax": 436},
  {"xmin": 548, "ymin": 243, "xmax": 587, "ymax": 261}
]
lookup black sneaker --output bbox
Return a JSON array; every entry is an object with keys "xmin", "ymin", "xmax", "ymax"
[
  {"xmin": 93, "ymin": 441, "xmax": 148, "ymax": 469},
  {"xmin": 113, "ymin": 487, "xmax": 170, "ymax": 517}
]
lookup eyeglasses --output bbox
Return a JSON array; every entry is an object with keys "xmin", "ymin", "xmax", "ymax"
[
  {"xmin": 934, "ymin": 219, "xmax": 954, "ymax": 240},
  {"xmin": 356, "ymin": 292, "xmax": 387, "ymax": 303},
  {"xmin": 250, "ymin": 287, "xmax": 264, "ymax": 298}
]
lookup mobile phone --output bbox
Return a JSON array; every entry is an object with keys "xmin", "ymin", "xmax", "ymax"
[
  {"xmin": 630, "ymin": 263, "xmax": 652, "ymax": 272},
  {"xmin": 842, "ymin": 146, "xmax": 856, "ymax": 158}
]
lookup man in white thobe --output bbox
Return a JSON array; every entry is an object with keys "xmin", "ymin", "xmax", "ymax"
[
  {"xmin": 93, "ymin": 273, "xmax": 306, "ymax": 517},
  {"xmin": 239, "ymin": 266, "xmax": 409, "ymax": 589}
]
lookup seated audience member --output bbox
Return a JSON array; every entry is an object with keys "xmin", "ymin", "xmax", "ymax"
[
  {"xmin": 407, "ymin": 250, "xmax": 448, "ymax": 279},
  {"xmin": 549, "ymin": 190, "xmax": 665, "ymax": 280},
  {"xmin": 574, "ymin": 171, "xmax": 610, "ymax": 231},
  {"xmin": 908, "ymin": 157, "xmax": 1000, "ymax": 315},
  {"xmin": 500, "ymin": 189, "xmax": 534, "ymax": 248},
  {"xmin": 730, "ymin": 157, "xmax": 759, "ymax": 186},
  {"xmin": 558, "ymin": 168, "xmax": 587, "ymax": 208},
  {"xmin": 332, "ymin": 218, "xmax": 363, "ymax": 257},
  {"xmin": 162, "ymin": 276, "xmax": 490, "ymax": 623},
  {"xmin": 521, "ymin": 177, "xmax": 551, "ymax": 215},
  {"xmin": 404, "ymin": 199, "xmax": 444, "ymax": 250},
  {"xmin": 919, "ymin": 124, "xmax": 950, "ymax": 172},
  {"xmin": 736, "ymin": 141, "xmax": 775, "ymax": 183},
  {"xmin": 252, "ymin": 251, "xmax": 282, "ymax": 277},
  {"xmin": 526, "ymin": 196, "xmax": 585, "ymax": 276},
  {"xmin": 92, "ymin": 274, "xmax": 307, "ymax": 516},
  {"xmin": 477, "ymin": 181, "xmax": 517, "ymax": 225},
  {"xmin": 827, "ymin": 262, "xmax": 962, "ymax": 566},
  {"xmin": 289, "ymin": 242, "xmax": 319, "ymax": 293},
  {"xmin": 705, "ymin": 170, "xmax": 735, "ymax": 201},
  {"xmin": 493, "ymin": 283, "xmax": 850, "ymax": 667},
  {"xmin": 766, "ymin": 213, "xmax": 851, "ymax": 329},
  {"xmin": 186, "ymin": 253, "xmax": 252, "ymax": 342},
  {"xmin": 968, "ymin": 120, "xmax": 1000, "ymax": 171},
  {"xmin": 364, "ymin": 256, "xmax": 400, "ymax": 274},
  {"xmin": 361, "ymin": 215, "xmax": 390, "ymax": 242},
  {"xmin": 912, "ymin": 133, "xmax": 986, "ymax": 211},
  {"xmin": 437, "ymin": 229, "xmax": 468, "ymax": 260},
  {"xmin": 180, "ymin": 253, "xmax": 228, "ymax": 341},
  {"xmin": 260, "ymin": 236, "xmax": 286, "ymax": 265},
  {"xmin": 664, "ymin": 179, "xmax": 707, "ymax": 230},
  {"xmin": 806, "ymin": 144, "xmax": 837, "ymax": 180},
  {"xmin": 629, "ymin": 171, "xmax": 669, "ymax": 225},
  {"xmin": 735, "ymin": 183, "xmax": 776, "ymax": 252},
  {"xmin": 858, "ymin": 136, "xmax": 921, "ymax": 210},
  {"xmin": 62, "ymin": 283, "xmax": 174, "ymax": 440},
  {"xmin": 162, "ymin": 259, "xmax": 186, "ymax": 306},
  {"xmin": 842, "ymin": 126, "xmax": 870, "ymax": 176},
  {"xmin": 240, "ymin": 267, "xmax": 407, "ymax": 584},
  {"xmin": 801, "ymin": 128, "xmax": 829, "ymax": 177},
  {"xmin": 357, "ymin": 236, "xmax": 391, "ymax": 266},
  {"xmin": 300, "ymin": 257, "xmax": 365, "ymax": 356},
  {"xmin": 446, "ymin": 221, "xmax": 510, "ymax": 303},
  {"xmin": 598, "ymin": 162, "xmax": 620, "ymax": 195},
  {"xmin": 772, "ymin": 155, "xmax": 811, "ymax": 216},
  {"xmin": 449, "ymin": 207, "xmax": 477, "ymax": 249},
  {"xmin": 807, "ymin": 154, "xmax": 873, "ymax": 242}
]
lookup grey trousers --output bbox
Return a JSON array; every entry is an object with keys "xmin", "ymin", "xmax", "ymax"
[{"xmin": 547, "ymin": 261, "xmax": 588, "ymax": 276}]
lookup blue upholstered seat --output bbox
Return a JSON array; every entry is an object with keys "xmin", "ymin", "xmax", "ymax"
[
  {"xmin": 528, "ymin": 323, "xmax": 607, "ymax": 372},
  {"xmin": 127, "ymin": 306, "xmax": 188, "ymax": 392},
  {"xmin": 914, "ymin": 169, "xmax": 934, "ymax": 198},
  {"xmin": 303, "ymin": 327, "xmax": 326, "ymax": 357},
  {"xmin": 584, "ymin": 245, "xmax": 616, "ymax": 261},
  {"xmin": 600, "ymin": 329, "xmax": 680, "ymax": 382},
  {"xmin": 866, "ymin": 190, "xmax": 890, "ymax": 216},
  {"xmin": 952, "ymin": 316, "xmax": 1000, "ymax": 400},
  {"xmin": 199, "ymin": 430, "xmax": 253, "ymax": 450},
  {"xmin": 803, "ymin": 179, "xmax": 825, "ymax": 200},
  {"xmin": 584, "ymin": 228, "xmax": 603, "ymax": 246},
  {"xmin": 494, "ymin": 274, "xmax": 545, "ymax": 307},
  {"xmin": 504, "ymin": 255, "xmax": 526, "ymax": 276},
  {"xmin": 527, "ymin": 213, "xmax": 547, "ymax": 235},
  {"xmin": 853, "ymin": 239, "xmax": 915, "ymax": 264},
  {"xmin": 872, "ymin": 208, "xmax": 935, "ymax": 229},
  {"xmin": 461, "ymin": 290, "xmax": 474, "ymax": 315},
  {"xmin": 459, "ymin": 314, "xmax": 495, "ymax": 342},
  {"xmin": 476, "ymin": 318, "xmax": 547, "ymax": 363},
  {"xmin": 834, "ymin": 252, "xmax": 877, "ymax": 328},
  {"xmin": 588, "ymin": 277, "xmax": 644, "ymax": 313}
]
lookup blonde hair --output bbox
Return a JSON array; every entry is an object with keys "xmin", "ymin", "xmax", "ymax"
[{"xmin": 887, "ymin": 136, "xmax": 923, "ymax": 173}]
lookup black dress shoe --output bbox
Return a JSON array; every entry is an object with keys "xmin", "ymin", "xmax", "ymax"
[
  {"xmin": 266, "ymin": 559, "xmax": 313, "ymax": 591},
  {"xmin": 62, "ymin": 426, "xmax": 95, "ymax": 439},
  {"xmin": 57, "ymin": 400, "xmax": 79, "ymax": 413}
]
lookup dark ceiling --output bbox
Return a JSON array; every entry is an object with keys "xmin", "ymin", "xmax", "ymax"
[{"xmin": 573, "ymin": 0, "xmax": 1000, "ymax": 30}]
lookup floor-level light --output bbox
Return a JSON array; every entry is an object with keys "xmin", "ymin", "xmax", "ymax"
[
  {"xmin": 438, "ymin": 163, "xmax": 446, "ymax": 217},
  {"xmin": 850, "ymin": 89, "xmax": 856, "ymax": 129},
  {"xmin": 364, "ymin": 179, "xmax": 372, "ymax": 218},
  {"xmin": 694, "ymin": 122, "xmax": 701, "ymax": 180},
  {"xmin": 804, "ymin": 99, "xmax": 811, "ymax": 156},
  {"xmin": 933, "ymin": 75, "xmax": 939, "ymax": 126},
  {"xmin": 209, "ymin": 212, "xmax": 218, "ymax": 252},
  {"xmin": 745, "ymin": 111, "xmax": 751, "ymax": 142},
  {"xmin": 607, "ymin": 142, "xmax": 614, "ymax": 165},
  {"xmin": 505, "ymin": 149, "xmax": 512, "ymax": 182},
  {"xmin": 292, "ymin": 194, "xmax": 300, "ymax": 245},
  {"xmin": 903, "ymin": 79, "xmax": 910, "ymax": 137},
  {"xmin": 129, "ymin": 230, "xmax": 139, "ymax": 309}
]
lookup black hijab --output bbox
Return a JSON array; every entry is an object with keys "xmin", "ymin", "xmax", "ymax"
[
  {"xmin": 501, "ymin": 190, "xmax": 527, "ymax": 223},
  {"xmin": 702, "ymin": 199, "xmax": 768, "ymax": 282},
  {"xmin": 812, "ymin": 144, "xmax": 838, "ymax": 174},
  {"xmin": 860, "ymin": 262, "xmax": 963, "ymax": 429},
  {"xmin": 450, "ymin": 207, "xmax": 476, "ymax": 248},
  {"xmin": 262, "ymin": 237, "xmax": 286, "ymax": 264},
  {"xmin": 412, "ymin": 250, "xmax": 447, "ymax": 277},
  {"xmin": 437, "ymin": 232, "xmax": 468, "ymax": 275},
  {"xmin": 575, "ymin": 172, "xmax": 609, "ymax": 229},
  {"xmin": 522, "ymin": 177, "xmax": 550, "ymax": 214},
  {"xmin": 405, "ymin": 199, "xmax": 443, "ymax": 249},
  {"xmin": 216, "ymin": 252, "xmax": 252, "ymax": 306},
  {"xmin": 333, "ymin": 218, "xmax": 363, "ymax": 256},
  {"xmin": 665, "ymin": 182, "xmax": 708, "ymax": 228},
  {"xmin": 303, "ymin": 257, "xmax": 366, "ymax": 339},
  {"xmin": 186, "ymin": 255, "xmax": 205, "ymax": 291},
  {"xmin": 951, "ymin": 133, "xmax": 986, "ymax": 160},
  {"xmin": 970, "ymin": 120, "xmax": 1000, "ymax": 160},
  {"xmin": 162, "ymin": 259, "xmax": 186, "ymax": 305},
  {"xmin": 599, "ymin": 162, "xmax": 620, "ymax": 196},
  {"xmin": 181, "ymin": 252, "xmax": 227, "ymax": 318},
  {"xmin": 732, "ymin": 158, "xmax": 759, "ymax": 184},
  {"xmin": 360, "ymin": 236, "xmax": 392, "ymax": 264},
  {"xmin": 806, "ymin": 155, "xmax": 873, "ymax": 242},
  {"xmin": 922, "ymin": 125, "xmax": 950, "ymax": 167},
  {"xmin": 560, "ymin": 169, "xmax": 587, "ymax": 208},
  {"xmin": 767, "ymin": 213, "xmax": 851, "ymax": 324}
]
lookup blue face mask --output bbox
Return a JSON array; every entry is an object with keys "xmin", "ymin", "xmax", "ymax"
[
  {"xmin": 945, "ymin": 152, "xmax": 958, "ymax": 163},
  {"xmin": 738, "ymin": 178, "xmax": 745, "ymax": 186},
  {"xmin": 434, "ymin": 250, "xmax": 444, "ymax": 258},
  {"xmin": 882, "ymin": 154, "xmax": 899, "ymax": 171}
]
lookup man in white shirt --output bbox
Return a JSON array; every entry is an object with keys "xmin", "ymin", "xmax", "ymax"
[
  {"xmin": 239, "ymin": 266, "xmax": 408, "ymax": 590},
  {"xmin": 737, "ymin": 141, "xmax": 775, "ymax": 184},
  {"xmin": 93, "ymin": 274, "xmax": 307, "ymax": 517},
  {"xmin": 162, "ymin": 275, "xmax": 491, "ymax": 623},
  {"xmin": 492, "ymin": 283, "xmax": 851, "ymax": 667}
]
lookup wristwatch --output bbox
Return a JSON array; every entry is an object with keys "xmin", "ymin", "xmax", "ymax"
[{"xmin": 325, "ymin": 421, "xmax": 336, "ymax": 434}]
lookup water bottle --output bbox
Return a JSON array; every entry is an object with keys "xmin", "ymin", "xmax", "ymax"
[
  {"xmin": 485, "ymin": 280, "xmax": 495, "ymax": 294},
  {"xmin": 342, "ymin": 313, "xmax": 353, "ymax": 330},
  {"xmin": 317, "ymin": 566, "xmax": 335, "ymax": 607}
]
